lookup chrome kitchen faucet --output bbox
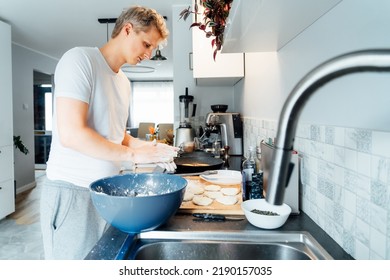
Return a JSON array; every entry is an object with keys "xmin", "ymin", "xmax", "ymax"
[{"xmin": 266, "ymin": 49, "xmax": 390, "ymax": 205}]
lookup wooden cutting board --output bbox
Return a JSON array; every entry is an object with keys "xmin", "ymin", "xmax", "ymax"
[{"xmin": 178, "ymin": 176, "xmax": 244, "ymax": 215}]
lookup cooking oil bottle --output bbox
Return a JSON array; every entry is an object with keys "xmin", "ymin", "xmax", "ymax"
[{"xmin": 241, "ymin": 146, "xmax": 257, "ymax": 200}]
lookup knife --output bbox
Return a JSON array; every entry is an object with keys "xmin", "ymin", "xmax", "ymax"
[
  {"xmin": 192, "ymin": 213, "xmax": 244, "ymax": 221},
  {"xmin": 175, "ymin": 170, "xmax": 218, "ymax": 177}
]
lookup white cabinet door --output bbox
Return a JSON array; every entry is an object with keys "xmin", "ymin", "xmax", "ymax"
[
  {"xmin": 0, "ymin": 21, "xmax": 13, "ymax": 147},
  {"xmin": 0, "ymin": 180, "xmax": 15, "ymax": 219},
  {"xmin": 0, "ymin": 20, "xmax": 15, "ymax": 219},
  {"xmin": 0, "ymin": 145, "xmax": 14, "ymax": 219},
  {"xmin": 0, "ymin": 145, "xmax": 14, "ymax": 182},
  {"xmin": 191, "ymin": 0, "xmax": 244, "ymax": 86}
]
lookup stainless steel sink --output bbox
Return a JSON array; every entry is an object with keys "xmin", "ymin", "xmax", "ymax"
[{"xmin": 124, "ymin": 230, "xmax": 333, "ymax": 260}]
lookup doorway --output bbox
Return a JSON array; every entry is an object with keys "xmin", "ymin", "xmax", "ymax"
[{"xmin": 33, "ymin": 70, "xmax": 53, "ymax": 169}]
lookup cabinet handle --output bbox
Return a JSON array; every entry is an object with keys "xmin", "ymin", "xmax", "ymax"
[{"xmin": 189, "ymin": 52, "xmax": 193, "ymax": 71}]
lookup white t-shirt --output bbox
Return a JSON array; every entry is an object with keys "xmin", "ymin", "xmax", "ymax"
[{"xmin": 46, "ymin": 47, "xmax": 131, "ymax": 188}]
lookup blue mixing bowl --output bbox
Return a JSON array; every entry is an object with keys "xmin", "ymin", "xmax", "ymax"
[{"xmin": 89, "ymin": 173, "xmax": 187, "ymax": 233}]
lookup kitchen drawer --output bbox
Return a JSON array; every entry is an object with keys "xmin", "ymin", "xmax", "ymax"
[
  {"xmin": 0, "ymin": 179, "xmax": 15, "ymax": 219},
  {"xmin": 0, "ymin": 145, "xmax": 14, "ymax": 182}
]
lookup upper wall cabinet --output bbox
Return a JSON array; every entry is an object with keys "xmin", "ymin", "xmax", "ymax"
[
  {"xmin": 0, "ymin": 20, "xmax": 15, "ymax": 219},
  {"xmin": 222, "ymin": 0, "xmax": 343, "ymax": 53},
  {"xmin": 191, "ymin": 1, "xmax": 244, "ymax": 86}
]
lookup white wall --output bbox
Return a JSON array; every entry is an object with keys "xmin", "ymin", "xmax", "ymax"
[
  {"xmin": 12, "ymin": 44, "xmax": 58, "ymax": 192},
  {"xmin": 172, "ymin": 5, "xmax": 236, "ymax": 131},
  {"xmin": 235, "ymin": 0, "xmax": 390, "ymax": 259},
  {"xmin": 236, "ymin": 0, "xmax": 390, "ymax": 132}
]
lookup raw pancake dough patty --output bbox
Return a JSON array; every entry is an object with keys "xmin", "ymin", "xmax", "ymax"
[
  {"xmin": 183, "ymin": 191, "xmax": 195, "ymax": 201},
  {"xmin": 192, "ymin": 195, "xmax": 213, "ymax": 206},
  {"xmin": 186, "ymin": 180, "xmax": 204, "ymax": 195},
  {"xmin": 204, "ymin": 184, "xmax": 221, "ymax": 191},
  {"xmin": 220, "ymin": 187, "xmax": 239, "ymax": 196},
  {"xmin": 204, "ymin": 191, "xmax": 224, "ymax": 199},
  {"xmin": 216, "ymin": 195, "xmax": 238, "ymax": 205}
]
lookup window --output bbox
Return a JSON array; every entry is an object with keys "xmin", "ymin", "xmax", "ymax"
[
  {"xmin": 129, "ymin": 81, "xmax": 174, "ymax": 128},
  {"xmin": 44, "ymin": 91, "xmax": 53, "ymax": 131}
]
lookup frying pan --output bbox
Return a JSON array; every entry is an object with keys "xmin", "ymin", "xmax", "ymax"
[
  {"xmin": 178, "ymin": 150, "xmax": 213, "ymax": 158},
  {"xmin": 174, "ymin": 155, "xmax": 224, "ymax": 174},
  {"xmin": 89, "ymin": 173, "xmax": 187, "ymax": 234}
]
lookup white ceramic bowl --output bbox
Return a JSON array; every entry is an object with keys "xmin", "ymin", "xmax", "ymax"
[
  {"xmin": 200, "ymin": 170, "xmax": 242, "ymax": 185},
  {"xmin": 241, "ymin": 199, "xmax": 292, "ymax": 229}
]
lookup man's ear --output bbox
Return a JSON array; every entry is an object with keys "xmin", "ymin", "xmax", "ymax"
[{"xmin": 124, "ymin": 23, "xmax": 133, "ymax": 36}]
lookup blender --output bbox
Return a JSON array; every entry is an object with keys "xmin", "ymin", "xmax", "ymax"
[{"xmin": 175, "ymin": 88, "xmax": 195, "ymax": 147}]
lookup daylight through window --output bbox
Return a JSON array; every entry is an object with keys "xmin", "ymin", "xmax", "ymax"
[{"xmin": 129, "ymin": 81, "xmax": 174, "ymax": 128}]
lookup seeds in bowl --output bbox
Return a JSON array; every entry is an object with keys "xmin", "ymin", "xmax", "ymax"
[{"xmin": 250, "ymin": 209, "xmax": 280, "ymax": 216}]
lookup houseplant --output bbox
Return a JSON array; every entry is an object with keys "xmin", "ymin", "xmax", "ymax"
[
  {"xmin": 179, "ymin": 0, "xmax": 233, "ymax": 60},
  {"xmin": 13, "ymin": 135, "xmax": 29, "ymax": 155}
]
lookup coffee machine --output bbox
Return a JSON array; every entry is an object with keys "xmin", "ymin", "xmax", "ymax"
[
  {"xmin": 175, "ymin": 88, "xmax": 195, "ymax": 146},
  {"xmin": 205, "ymin": 112, "xmax": 243, "ymax": 155}
]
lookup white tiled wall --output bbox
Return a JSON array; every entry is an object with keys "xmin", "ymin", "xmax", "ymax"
[{"xmin": 243, "ymin": 117, "xmax": 390, "ymax": 260}]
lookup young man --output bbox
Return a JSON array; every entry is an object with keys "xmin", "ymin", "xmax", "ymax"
[{"xmin": 41, "ymin": 6, "xmax": 177, "ymax": 259}]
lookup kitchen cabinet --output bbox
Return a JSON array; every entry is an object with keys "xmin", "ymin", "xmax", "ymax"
[
  {"xmin": 191, "ymin": 0, "xmax": 244, "ymax": 86},
  {"xmin": 0, "ymin": 20, "xmax": 15, "ymax": 219},
  {"xmin": 222, "ymin": 0, "xmax": 342, "ymax": 53}
]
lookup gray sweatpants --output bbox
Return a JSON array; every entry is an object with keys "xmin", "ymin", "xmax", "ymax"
[{"xmin": 40, "ymin": 178, "xmax": 107, "ymax": 260}]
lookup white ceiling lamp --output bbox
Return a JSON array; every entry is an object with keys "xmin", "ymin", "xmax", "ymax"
[{"xmin": 121, "ymin": 64, "xmax": 155, "ymax": 73}]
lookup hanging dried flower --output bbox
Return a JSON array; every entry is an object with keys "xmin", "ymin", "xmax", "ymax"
[{"xmin": 179, "ymin": 0, "xmax": 233, "ymax": 61}]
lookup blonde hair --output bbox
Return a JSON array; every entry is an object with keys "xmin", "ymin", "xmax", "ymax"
[{"xmin": 112, "ymin": 6, "xmax": 169, "ymax": 41}]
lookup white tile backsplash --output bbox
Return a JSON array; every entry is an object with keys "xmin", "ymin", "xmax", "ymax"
[
  {"xmin": 356, "ymin": 218, "xmax": 370, "ymax": 246},
  {"xmin": 370, "ymin": 203, "xmax": 387, "ymax": 235},
  {"xmin": 357, "ymin": 152, "xmax": 371, "ymax": 178},
  {"xmin": 356, "ymin": 196, "xmax": 371, "ymax": 223},
  {"xmin": 372, "ymin": 131, "xmax": 390, "ymax": 158},
  {"xmin": 325, "ymin": 126, "xmax": 335, "ymax": 145},
  {"xmin": 371, "ymin": 156, "xmax": 390, "ymax": 184},
  {"xmin": 343, "ymin": 189, "xmax": 357, "ymax": 215},
  {"xmin": 334, "ymin": 127, "xmax": 345, "ymax": 146},
  {"xmin": 344, "ymin": 148, "xmax": 358, "ymax": 172},
  {"xmin": 370, "ymin": 227, "xmax": 386, "ymax": 259},
  {"xmin": 243, "ymin": 116, "xmax": 390, "ymax": 260},
  {"xmin": 355, "ymin": 239, "xmax": 370, "ymax": 260}
]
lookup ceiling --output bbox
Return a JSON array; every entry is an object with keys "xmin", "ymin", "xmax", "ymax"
[{"xmin": 0, "ymin": 0, "xmax": 189, "ymax": 80}]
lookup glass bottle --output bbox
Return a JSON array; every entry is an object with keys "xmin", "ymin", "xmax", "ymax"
[
  {"xmin": 241, "ymin": 146, "xmax": 257, "ymax": 200},
  {"xmin": 249, "ymin": 171, "xmax": 264, "ymax": 199},
  {"xmin": 242, "ymin": 146, "xmax": 257, "ymax": 180},
  {"xmin": 256, "ymin": 145, "xmax": 262, "ymax": 172}
]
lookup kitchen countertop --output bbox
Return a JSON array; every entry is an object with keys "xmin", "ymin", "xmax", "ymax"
[
  {"xmin": 85, "ymin": 155, "xmax": 353, "ymax": 260},
  {"xmin": 85, "ymin": 211, "xmax": 353, "ymax": 260}
]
